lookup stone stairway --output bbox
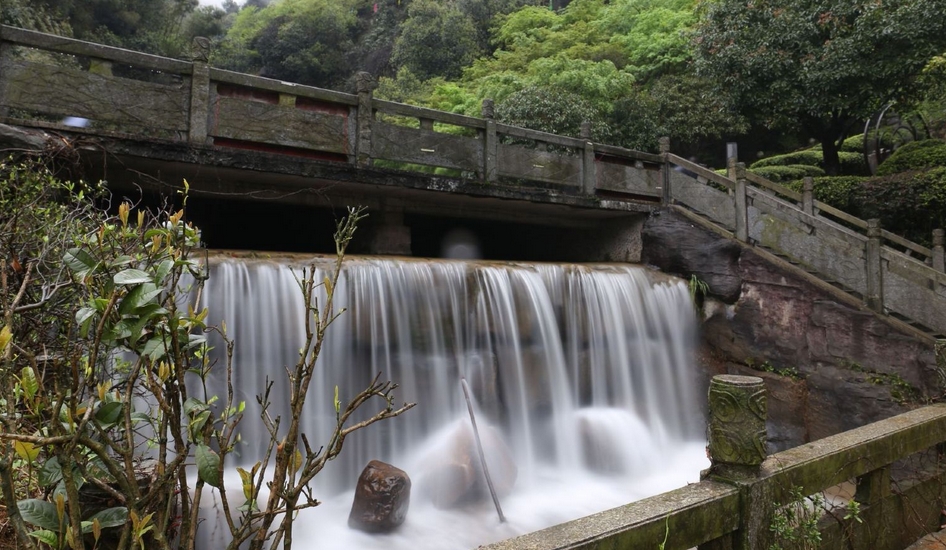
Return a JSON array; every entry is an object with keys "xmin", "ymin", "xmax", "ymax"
[{"xmin": 663, "ymin": 153, "xmax": 946, "ymax": 342}]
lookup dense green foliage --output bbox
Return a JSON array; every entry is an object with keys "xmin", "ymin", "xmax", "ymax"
[
  {"xmin": 495, "ymin": 86, "xmax": 611, "ymax": 140},
  {"xmin": 2, "ymin": 0, "xmax": 220, "ymax": 57},
  {"xmin": 216, "ymin": 0, "xmax": 366, "ymax": 87},
  {"xmin": 751, "ymin": 164, "xmax": 825, "ymax": 183},
  {"xmin": 751, "ymin": 150, "xmax": 869, "ymax": 177},
  {"xmin": 391, "ymin": 0, "xmax": 480, "ymax": 80},
  {"xmin": 694, "ymin": 0, "xmax": 946, "ymax": 174},
  {"xmin": 876, "ymin": 139, "xmax": 946, "ymax": 176}
]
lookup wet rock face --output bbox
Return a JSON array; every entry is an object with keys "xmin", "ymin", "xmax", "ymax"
[
  {"xmin": 646, "ymin": 208, "xmax": 938, "ymax": 448},
  {"xmin": 348, "ymin": 460, "xmax": 411, "ymax": 533}
]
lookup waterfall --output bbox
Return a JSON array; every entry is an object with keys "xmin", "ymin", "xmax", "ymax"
[{"xmin": 198, "ymin": 256, "xmax": 708, "ymax": 549}]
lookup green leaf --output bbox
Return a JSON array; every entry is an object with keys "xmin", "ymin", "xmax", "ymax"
[
  {"xmin": 76, "ymin": 307, "xmax": 96, "ymax": 338},
  {"xmin": 64, "ymin": 248, "xmax": 99, "ymax": 279},
  {"xmin": 119, "ymin": 283, "xmax": 161, "ymax": 315},
  {"xmin": 188, "ymin": 410, "xmax": 211, "ymax": 441},
  {"xmin": 28, "ymin": 529, "xmax": 59, "ymax": 546},
  {"xmin": 20, "ymin": 367, "xmax": 38, "ymax": 401},
  {"xmin": 94, "ymin": 402, "xmax": 123, "ymax": 427},
  {"xmin": 195, "ymin": 445, "xmax": 222, "ymax": 488},
  {"xmin": 109, "ymin": 255, "xmax": 135, "ymax": 268},
  {"xmin": 87, "ymin": 507, "xmax": 128, "ymax": 529},
  {"xmin": 183, "ymin": 398, "xmax": 208, "ymax": 417},
  {"xmin": 17, "ymin": 499, "xmax": 61, "ymax": 530},
  {"xmin": 113, "ymin": 269, "xmax": 152, "ymax": 285},
  {"xmin": 141, "ymin": 337, "xmax": 169, "ymax": 361},
  {"xmin": 38, "ymin": 457, "xmax": 63, "ymax": 487},
  {"xmin": 154, "ymin": 259, "xmax": 174, "ymax": 285}
]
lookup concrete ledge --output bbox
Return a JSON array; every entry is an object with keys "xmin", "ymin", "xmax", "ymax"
[{"xmin": 479, "ymin": 481, "xmax": 740, "ymax": 550}]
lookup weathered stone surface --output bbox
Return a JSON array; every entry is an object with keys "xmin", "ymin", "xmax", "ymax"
[
  {"xmin": 0, "ymin": 122, "xmax": 52, "ymax": 150},
  {"xmin": 348, "ymin": 460, "xmax": 411, "ymax": 533},
  {"xmin": 727, "ymin": 364, "xmax": 807, "ymax": 453},
  {"xmin": 707, "ymin": 375, "xmax": 767, "ymax": 467},
  {"xmin": 642, "ymin": 210, "xmax": 743, "ymax": 302}
]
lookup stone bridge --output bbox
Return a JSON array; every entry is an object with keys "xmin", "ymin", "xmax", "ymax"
[{"xmin": 0, "ymin": 26, "xmax": 944, "ymax": 339}]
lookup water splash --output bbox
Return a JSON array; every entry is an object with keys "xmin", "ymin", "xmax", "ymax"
[{"xmin": 198, "ymin": 257, "xmax": 707, "ymax": 549}]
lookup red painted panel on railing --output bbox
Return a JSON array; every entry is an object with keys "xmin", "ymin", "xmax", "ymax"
[
  {"xmin": 296, "ymin": 96, "xmax": 349, "ymax": 116},
  {"xmin": 213, "ymin": 137, "xmax": 349, "ymax": 163},
  {"xmin": 216, "ymin": 84, "xmax": 280, "ymax": 104}
]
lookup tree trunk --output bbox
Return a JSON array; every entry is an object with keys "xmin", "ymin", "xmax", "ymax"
[{"xmin": 821, "ymin": 137, "xmax": 841, "ymax": 176}]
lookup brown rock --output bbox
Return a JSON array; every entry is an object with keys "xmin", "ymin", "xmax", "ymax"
[{"xmin": 348, "ymin": 460, "xmax": 411, "ymax": 533}]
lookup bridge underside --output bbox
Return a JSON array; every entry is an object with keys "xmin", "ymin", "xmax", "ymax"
[{"xmin": 40, "ymin": 131, "xmax": 655, "ymax": 261}]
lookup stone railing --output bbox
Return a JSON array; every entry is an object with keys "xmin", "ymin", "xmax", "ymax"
[
  {"xmin": 482, "ymin": 371, "xmax": 946, "ymax": 550},
  {"xmin": 0, "ymin": 25, "xmax": 662, "ymax": 199},
  {"xmin": 663, "ymin": 152, "xmax": 946, "ymax": 337}
]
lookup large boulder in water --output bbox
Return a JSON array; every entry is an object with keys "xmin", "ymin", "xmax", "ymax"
[
  {"xmin": 422, "ymin": 423, "xmax": 517, "ymax": 509},
  {"xmin": 348, "ymin": 460, "xmax": 411, "ymax": 532}
]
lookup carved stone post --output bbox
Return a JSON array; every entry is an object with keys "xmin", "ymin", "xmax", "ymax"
[
  {"xmin": 702, "ymin": 375, "xmax": 768, "ymax": 550},
  {"xmin": 482, "ymin": 99, "xmax": 498, "ymax": 183},
  {"xmin": 802, "ymin": 176, "xmax": 814, "ymax": 216},
  {"xmin": 659, "ymin": 137, "xmax": 671, "ymax": 204},
  {"xmin": 933, "ymin": 229, "xmax": 944, "ymax": 273},
  {"xmin": 707, "ymin": 375, "xmax": 767, "ymax": 473},
  {"xmin": 355, "ymin": 72, "xmax": 377, "ymax": 167},
  {"xmin": 734, "ymin": 163, "xmax": 749, "ymax": 243},
  {"xmin": 866, "ymin": 219, "xmax": 884, "ymax": 312},
  {"xmin": 580, "ymin": 120, "xmax": 596, "ymax": 195},
  {"xmin": 188, "ymin": 37, "xmax": 211, "ymax": 145}
]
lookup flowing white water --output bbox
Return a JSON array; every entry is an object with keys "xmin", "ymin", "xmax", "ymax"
[{"xmin": 198, "ymin": 257, "xmax": 708, "ymax": 550}]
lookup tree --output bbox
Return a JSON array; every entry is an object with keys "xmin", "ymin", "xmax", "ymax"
[
  {"xmin": 216, "ymin": 0, "xmax": 361, "ymax": 88},
  {"xmin": 3, "ymin": 0, "xmax": 199, "ymax": 57},
  {"xmin": 694, "ymin": 0, "xmax": 946, "ymax": 175},
  {"xmin": 496, "ymin": 85, "xmax": 611, "ymax": 141},
  {"xmin": 391, "ymin": 0, "xmax": 480, "ymax": 81}
]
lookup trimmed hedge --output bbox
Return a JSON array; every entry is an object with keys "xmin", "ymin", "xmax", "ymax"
[
  {"xmin": 876, "ymin": 139, "xmax": 946, "ymax": 176},
  {"xmin": 750, "ymin": 149, "xmax": 869, "ymax": 176},
  {"xmin": 751, "ymin": 164, "xmax": 825, "ymax": 182},
  {"xmin": 785, "ymin": 170, "xmax": 946, "ymax": 246},
  {"xmin": 785, "ymin": 176, "xmax": 867, "ymax": 212},
  {"xmin": 851, "ymin": 167, "xmax": 946, "ymax": 244}
]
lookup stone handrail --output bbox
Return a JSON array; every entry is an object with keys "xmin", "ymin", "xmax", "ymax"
[
  {"xmin": 0, "ymin": 25, "xmax": 662, "ymax": 200},
  {"xmin": 665, "ymin": 153, "xmax": 946, "ymax": 337},
  {"xmin": 482, "ymin": 373, "xmax": 946, "ymax": 550}
]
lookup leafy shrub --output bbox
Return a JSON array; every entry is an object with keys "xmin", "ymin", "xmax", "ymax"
[
  {"xmin": 750, "ymin": 164, "xmax": 825, "ymax": 182},
  {"xmin": 876, "ymin": 139, "xmax": 946, "ymax": 176},
  {"xmin": 851, "ymin": 167, "xmax": 946, "ymax": 245},
  {"xmin": 785, "ymin": 176, "xmax": 867, "ymax": 212},
  {"xmin": 751, "ymin": 149, "xmax": 869, "ymax": 176},
  {"xmin": 496, "ymin": 85, "xmax": 611, "ymax": 142},
  {"xmin": 840, "ymin": 134, "xmax": 864, "ymax": 153}
]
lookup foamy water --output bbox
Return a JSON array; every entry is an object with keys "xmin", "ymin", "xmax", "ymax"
[{"xmin": 196, "ymin": 257, "xmax": 708, "ymax": 549}]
